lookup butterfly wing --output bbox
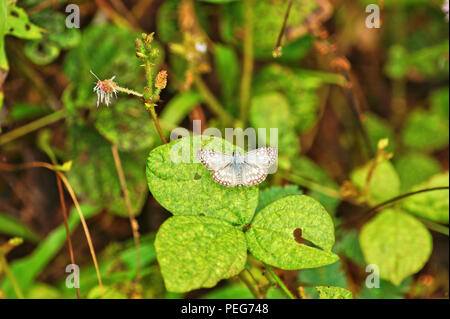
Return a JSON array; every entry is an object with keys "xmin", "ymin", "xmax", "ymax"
[
  {"xmin": 243, "ymin": 147, "xmax": 278, "ymax": 168},
  {"xmin": 211, "ymin": 163, "xmax": 240, "ymax": 187},
  {"xmin": 197, "ymin": 150, "xmax": 233, "ymax": 170},
  {"xmin": 240, "ymin": 147, "xmax": 278, "ymax": 187},
  {"xmin": 240, "ymin": 163, "xmax": 268, "ymax": 187}
]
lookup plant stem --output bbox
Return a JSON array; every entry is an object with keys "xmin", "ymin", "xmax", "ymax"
[
  {"xmin": 239, "ymin": 272, "xmax": 263, "ymax": 299},
  {"xmin": 0, "ymin": 248, "xmax": 25, "ymax": 299},
  {"xmin": 239, "ymin": 0, "xmax": 254, "ymax": 125},
  {"xmin": 110, "ymin": 144, "xmax": 142, "ymax": 283},
  {"xmin": 264, "ymin": 264, "xmax": 295, "ymax": 299},
  {"xmin": 194, "ymin": 75, "xmax": 235, "ymax": 126},
  {"xmin": 419, "ymin": 218, "xmax": 449, "ymax": 236},
  {"xmin": 56, "ymin": 175, "xmax": 80, "ymax": 299},
  {"xmin": 273, "ymin": 0, "xmax": 294, "ymax": 58},
  {"xmin": 279, "ymin": 171, "xmax": 342, "ymax": 199},
  {"xmin": 0, "ymin": 109, "xmax": 66, "ymax": 146},
  {"xmin": 147, "ymin": 103, "xmax": 167, "ymax": 144}
]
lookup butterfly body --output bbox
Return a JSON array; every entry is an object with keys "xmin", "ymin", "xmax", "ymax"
[{"xmin": 197, "ymin": 147, "xmax": 278, "ymax": 188}]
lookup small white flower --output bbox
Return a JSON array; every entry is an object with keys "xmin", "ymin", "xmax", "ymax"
[{"xmin": 195, "ymin": 42, "xmax": 207, "ymax": 53}]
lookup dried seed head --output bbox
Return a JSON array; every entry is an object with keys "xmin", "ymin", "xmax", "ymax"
[{"xmin": 155, "ymin": 70, "xmax": 168, "ymax": 90}]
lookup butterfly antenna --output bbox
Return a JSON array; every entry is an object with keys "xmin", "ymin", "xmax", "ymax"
[{"xmin": 90, "ymin": 70, "xmax": 102, "ymax": 82}]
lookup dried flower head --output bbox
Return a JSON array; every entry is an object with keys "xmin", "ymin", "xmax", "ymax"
[
  {"xmin": 91, "ymin": 71, "xmax": 118, "ymax": 107},
  {"xmin": 155, "ymin": 70, "xmax": 168, "ymax": 90}
]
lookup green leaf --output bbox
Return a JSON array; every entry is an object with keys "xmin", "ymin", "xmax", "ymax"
[
  {"xmin": 402, "ymin": 172, "xmax": 449, "ymax": 224},
  {"xmin": 250, "ymin": 91, "xmax": 300, "ymax": 159},
  {"xmin": 0, "ymin": 0, "xmax": 8, "ymax": 70},
  {"xmin": 359, "ymin": 209, "xmax": 432, "ymax": 286},
  {"xmin": 298, "ymin": 260, "xmax": 348, "ymax": 299},
  {"xmin": 351, "ymin": 160, "xmax": 400, "ymax": 204},
  {"xmin": 315, "ymin": 286, "xmax": 353, "ymax": 299},
  {"xmin": 291, "ymin": 157, "xmax": 341, "ymax": 215},
  {"xmin": 256, "ymin": 185, "xmax": 303, "ymax": 213},
  {"xmin": 66, "ymin": 125, "xmax": 148, "ymax": 217},
  {"xmin": 5, "ymin": 5, "xmax": 43, "ymax": 40},
  {"xmin": 160, "ymin": 91, "xmax": 204, "ymax": 125},
  {"xmin": 394, "ymin": 153, "xmax": 442, "ymax": 192},
  {"xmin": 246, "ymin": 195, "xmax": 339, "ymax": 270},
  {"xmin": 214, "ymin": 44, "xmax": 239, "ymax": 112},
  {"xmin": 363, "ymin": 113, "xmax": 396, "ymax": 154},
  {"xmin": 155, "ymin": 216, "xmax": 247, "ymax": 292},
  {"xmin": 358, "ymin": 277, "xmax": 412, "ymax": 299},
  {"xmin": 334, "ymin": 230, "xmax": 365, "ymax": 266},
  {"xmin": 0, "ymin": 213, "xmax": 40, "ymax": 243},
  {"xmin": 402, "ymin": 109, "xmax": 449, "ymax": 152},
  {"xmin": 94, "ymin": 98, "xmax": 158, "ymax": 151},
  {"xmin": 146, "ymin": 135, "xmax": 258, "ymax": 225}
]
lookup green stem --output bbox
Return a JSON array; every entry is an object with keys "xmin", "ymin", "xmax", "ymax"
[
  {"xmin": 264, "ymin": 264, "xmax": 295, "ymax": 299},
  {"xmin": 239, "ymin": 0, "xmax": 254, "ymax": 125},
  {"xmin": 419, "ymin": 219, "xmax": 449, "ymax": 236},
  {"xmin": 147, "ymin": 103, "xmax": 167, "ymax": 144},
  {"xmin": 194, "ymin": 75, "xmax": 235, "ymax": 126},
  {"xmin": 0, "ymin": 109, "xmax": 66, "ymax": 146},
  {"xmin": 239, "ymin": 272, "xmax": 263, "ymax": 299},
  {"xmin": 0, "ymin": 248, "xmax": 25, "ymax": 299}
]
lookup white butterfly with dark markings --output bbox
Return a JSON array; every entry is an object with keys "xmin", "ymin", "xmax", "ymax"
[{"xmin": 197, "ymin": 147, "xmax": 278, "ymax": 188}]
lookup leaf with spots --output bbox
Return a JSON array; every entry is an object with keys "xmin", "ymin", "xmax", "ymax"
[
  {"xmin": 256, "ymin": 185, "xmax": 302, "ymax": 213},
  {"xmin": 155, "ymin": 216, "xmax": 247, "ymax": 292},
  {"xmin": 146, "ymin": 136, "xmax": 258, "ymax": 225},
  {"xmin": 315, "ymin": 286, "xmax": 353, "ymax": 299},
  {"xmin": 359, "ymin": 209, "xmax": 432, "ymax": 286},
  {"xmin": 245, "ymin": 195, "xmax": 338, "ymax": 270},
  {"xmin": 5, "ymin": 5, "xmax": 43, "ymax": 40}
]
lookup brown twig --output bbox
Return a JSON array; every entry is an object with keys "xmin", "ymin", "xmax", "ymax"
[
  {"xmin": 272, "ymin": 0, "xmax": 294, "ymax": 58},
  {"xmin": 110, "ymin": 144, "xmax": 142, "ymax": 283},
  {"xmin": 56, "ymin": 175, "xmax": 80, "ymax": 299}
]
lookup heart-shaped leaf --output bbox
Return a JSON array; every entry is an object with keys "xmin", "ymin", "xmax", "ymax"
[
  {"xmin": 155, "ymin": 216, "xmax": 247, "ymax": 292},
  {"xmin": 146, "ymin": 136, "xmax": 258, "ymax": 225},
  {"xmin": 246, "ymin": 195, "xmax": 338, "ymax": 270},
  {"xmin": 359, "ymin": 209, "xmax": 432, "ymax": 286}
]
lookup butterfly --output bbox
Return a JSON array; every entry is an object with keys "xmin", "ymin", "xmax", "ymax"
[{"xmin": 197, "ymin": 147, "xmax": 278, "ymax": 188}]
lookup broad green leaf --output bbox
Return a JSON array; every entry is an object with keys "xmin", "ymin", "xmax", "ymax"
[
  {"xmin": 0, "ymin": 213, "xmax": 40, "ymax": 243},
  {"xmin": 66, "ymin": 125, "xmax": 148, "ymax": 217},
  {"xmin": 88, "ymin": 285, "xmax": 127, "ymax": 299},
  {"xmin": 246, "ymin": 195, "xmax": 339, "ymax": 270},
  {"xmin": 146, "ymin": 135, "xmax": 258, "ymax": 225},
  {"xmin": 359, "ymin": 209, "xmax": 432, "ymax": 286},
  {"xmin": 94, "ymin": 98, "xmax": 158, "ymax": 151},
  {"xmin": 252, "ymin": 65, "xmax": 344, "ymax": 133},
  {"xmin": 402, "ymin": 109, "xmax": 449, "ymax": 152},
  {"xmin": 221, "ymin": 1, "xmax": 317, "ymax": 59},
  {"xmin": 315, "ymin": 286, "xmax": 353, "ymax": 299},
  {"xmin": 27, "ymin": 283, "xmax": 62, "ymax": 299},
  {"xmin": 250, "ymin": 91, "xmax": 300, "ymax": 159},
  {"xmin": 256, "ymin": 185, "xmax": 302, "ymax": 213},
  {"xmin": 1, "ymin": 205, "xmax": 101, "ymax": 298},
  {"xmin": 394, "ymin": 153, "xmax": 442, "ymax": 192},
  {"xmin": 402, "ymin": 172, "xmax": 449, "ymax": 224},
  {"xmin": 155, "ymin": 216, "xmax": 247, "ymax": 292},
  {"xmin": 351, "ymin": 160, "xmax": 400, "ymax": 204},
  {"xmin": 5, "ymin": 5, "xmax": 43, "ymax": 40}
]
